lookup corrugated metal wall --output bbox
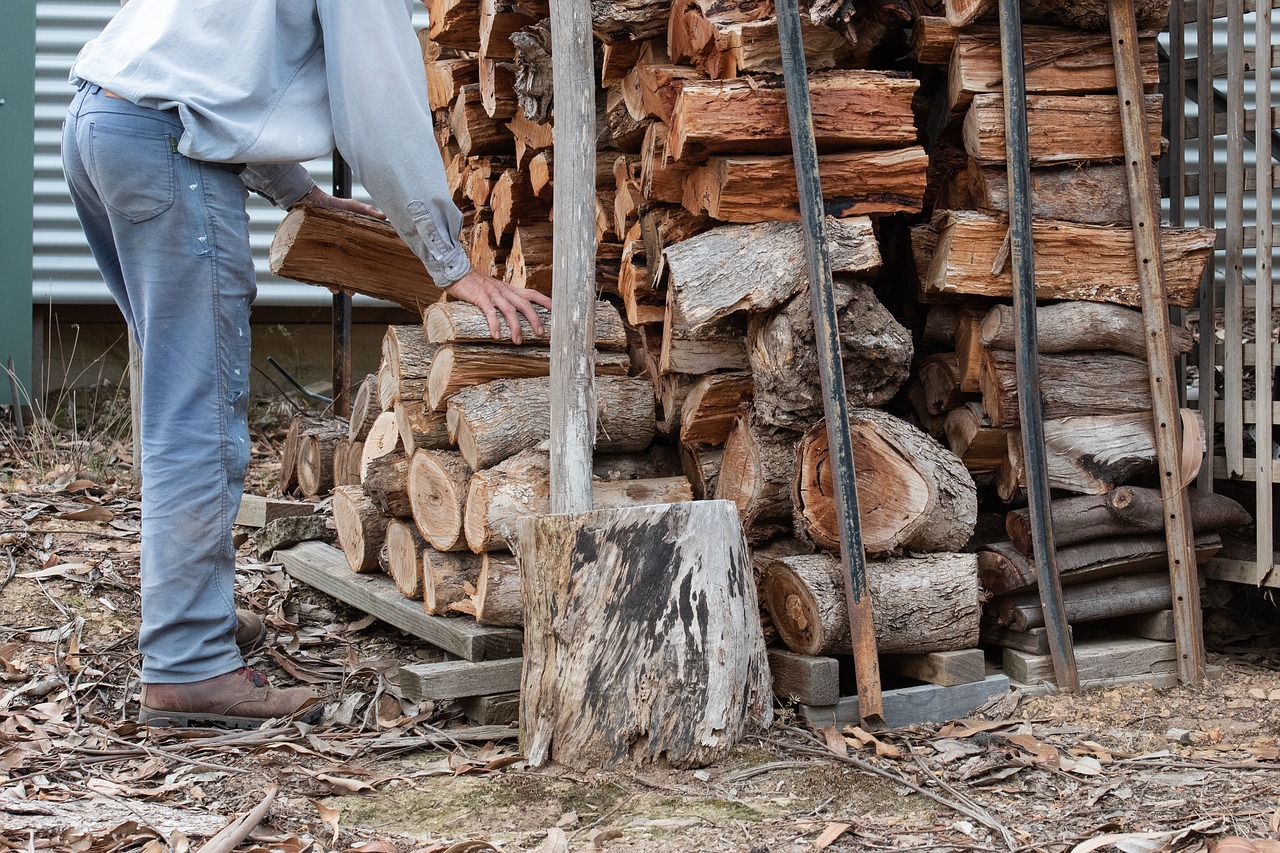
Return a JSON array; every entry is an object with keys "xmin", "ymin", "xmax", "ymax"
[{"xmin": 32, "ymin": 0, "xmax": 425, "ymax": 308}]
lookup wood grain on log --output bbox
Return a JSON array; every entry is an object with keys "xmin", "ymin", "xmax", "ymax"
[
  {"xmin": 795, "ymin": 409, "xmax": 977, "ymax": 555},
  {"xmin": 979, "ymin": 349, "xmax": 1152, "ymax": 428},
  {"xmin": 667, "ymin": 0, "xmax": 852, "ymax": 79},
  {"xmin": 963, "ymin": 93, "xmax": 1161, "ymax": 165},
  {"xmin": 519, "ymin": 500, "xmax": 771, "ymax": 769},
  {"xmin": 359, "ymin": 411, "xmax": 402, "ymax": 480},
  {"xmin": 447, "ymin": 375, "xmax": 656, "ymax": 471},
  {"xmin": 386, "ymin": 519, "xmax": 427, "ymax": 599},
  {"xmin": 979, "ymin": 302, "xmax": 1194, "ymax": 359},
  {"xmin": 332, "ymin": 485, "xmax": 387, "ymax": 573},
  {"xmin": 679, "ymin": 373, "xmax": 754, "ymax": 447},
  {"xmin": 990, "ymin": 572, "xmax": 1174, "ymax": 631},
  {"xmin": 922, "ymin": 211, "xmax": 1214, "ymax": 310},
  {"xmin": 944, "ymin": 403, "xmax": 1006, "ymax": 474},
  {"xmin": 715, "ymin": 410, "xmax": 800, "ymax": 543},
  {"xmin": 424, "ymin": 300, "xmax": 627, "ymax": 349},
  {"xmin": 363, "ymin": 454, "xmax": 413, "ymax": 518},
  {"xmin": 348, "ymin": 374, "xmax": 381, "ymax": 442},
  {"xmin": 269, "ymin": 207, "xmax": 445, "ymax": 311},
  {"xmin": 968, "ymin": 159, "xmax": 1157, "ymax": 226},
  {"xmin": 762, "ymin": 552, "xmax": 980, "ymax": 656},
  {"xmin": 426, "ymin": 345, "xmax": 629, "ymax": 411},
  {"xmin": 669, "ymin": 70, "xmax": 919, "ymax": 160},
  {"xmin": 394, "ymin": 401, "xmax": 451, "ymax": 455},
  {"xmin": 749, "ymin": 278, "xmax": 912, "ymax": 430},
  {"xmin": 423, "ymin": 549, "xmax": 483, "ymax": 615},
  {"xmin": 475, "ymin": 554, "xmax": 523, "ymax": 627}
]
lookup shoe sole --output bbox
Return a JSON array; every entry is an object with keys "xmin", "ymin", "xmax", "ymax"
[{"xmin": 138, "ymin": 701, "xmax": 322, "ymax": 729}]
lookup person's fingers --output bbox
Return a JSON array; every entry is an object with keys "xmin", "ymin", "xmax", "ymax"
[
  {"xmin": 481, "ymin": 297, "xmax": 501, "ymax": 341},
  {"xmin": 511, "ymin": 292, "xmax": 545, "ymax": 338},
  {"xmin": 495, "ymin": 295, "xmax": 524, "ymax": 345}
]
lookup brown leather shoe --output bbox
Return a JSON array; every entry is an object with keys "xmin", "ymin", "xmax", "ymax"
[
  {"xmin": 235, "ymin": 608, "xmax": 267, "ymax": 653},
  {"xmin": 139, "ymin": 667, "xmax": 322, "ymax": 728}
]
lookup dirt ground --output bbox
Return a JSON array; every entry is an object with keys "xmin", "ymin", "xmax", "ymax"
[{"xmin": 2, "ymin": 421, "xmax": 1280, "ymax": 853}]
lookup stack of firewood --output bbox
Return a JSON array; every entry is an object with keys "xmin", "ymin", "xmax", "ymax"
[{"xmin": 906, "ymin": 2, "xmax": 1232, "ymax": 645}]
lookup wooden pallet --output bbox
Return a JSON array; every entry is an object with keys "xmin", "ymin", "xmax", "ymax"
[{"xmin": 276, "ymin": 541, "xmax": 522, "ymax": 662}]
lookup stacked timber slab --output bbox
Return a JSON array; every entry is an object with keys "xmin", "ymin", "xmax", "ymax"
[
  {"xmin": 263, "ymin": 0, "xmax": 1257, "ymax": 724},
  {"xmin": 908, "ymin": 2, "xmax": 1244, "ymax": 690}
]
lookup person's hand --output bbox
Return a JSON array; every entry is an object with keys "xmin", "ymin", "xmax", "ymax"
[
  {"xmin": 446, "ymin": 269, "xmax": 553, "ymax": 345},
  {"xmin": 293, "ymin": 186, "xmax": 386, "ymax": 220}
]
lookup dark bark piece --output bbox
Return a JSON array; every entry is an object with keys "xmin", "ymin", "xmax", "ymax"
[{"xmin": 978, "ymin": 534, "xmax": 1221, "ymax": 596}]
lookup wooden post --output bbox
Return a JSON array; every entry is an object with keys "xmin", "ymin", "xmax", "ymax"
[
  {"xmin": 547, "ymin": 0, "xmax": 596, "ymax": 515},
  {"xmin": 1108, "ymin": 0, "xmax": 1206, "ymax": 683},
  {"xmin": 775, "ymin": 0, "xmax": 883, "ymax": 725}
]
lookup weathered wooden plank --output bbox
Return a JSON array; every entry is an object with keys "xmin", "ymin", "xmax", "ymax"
[
  {"xmin": 399, "ymin": 658, "xmax": 524, "ymax": 702},
  {"xmin": 276, "ymin": 541, "xmax": 522, "ymax": 661},
  {"xmin": 882, "ymin": 649, "xmax": 986, "ymax": 687},
  {"xmin": 980, "ymin": 621, "xmax": 1058, "ymax": 655},
  {"xmin": 801, "ymin": 674, "xmax": 1010, "ymax": 729},
  {"xmin": 767, "ymin": 648, "xmax": 841, "ymax": 707},
  {"xmin": 235, "ymin": 495, "xmax": 315, "ymax": 529},
  {"xmin": 458, "ymin": 692, "xmax": 521, "ymax": 725},
  {"xmin": 1003, "ymin": 636, "xmax": 1176, "ymax": 686}
]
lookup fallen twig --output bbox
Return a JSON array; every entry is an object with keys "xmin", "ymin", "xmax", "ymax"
[{"xmin": 197, "ymin": 783, "xmax": 278, "ymax": 853}]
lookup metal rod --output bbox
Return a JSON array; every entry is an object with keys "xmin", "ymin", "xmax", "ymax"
[
  {"xmin": 6, "ymin": 357, "xmax": 24, "ymax": 439},
  {"xmin": 997, "ymin": 0, "xmax": 1079, "ymax": 693},
  {"xmin": 331, "ymin": 151, "xmax": 353, "ymax": 419},
  {"xmin": 775, "ymin": 0, "xmax": 882, "ymax": 724}
]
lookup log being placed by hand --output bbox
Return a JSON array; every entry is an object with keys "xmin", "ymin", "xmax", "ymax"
[
  {"xmin": 408, "ymin": 449, "xmax": 473, "ymax": 553},
  {"xmin": 464, "ymin": 449, "xmax": 694, "ymax": 552},
  {"xmin": 332, "ymin": 485, "xmax": 388, "ymax": 573},
  {"xmin": 426, "ymin": 345, "xmax": 630, "ymax": 410},
  {"xmin": 475, "ymin": 553, "xmax": 522, "ymax": 627},
  {"xmin": 715, "ymin": 410, "xmax": 800, "ymax": 543},
  {"xmin": 794, "ymin": 408, "xmax": 977, "ymax": 555},
  {"xmin": 424, "ymin": 300, "xmax": 627, "ymax": 349},
  {"xmin": 681, "ymin": 148, "xmax": 928, "ymax": 222},
  {"xmin": 447, "ymin": 375, "xmax": 656, "ymax": 470},
  {"xmin": 664, "ymin": 216, "xmax": 880, "ymax": 333},
  {"xmin": 385, "ymin": 519, "xmax": 428, "ymax": 599},
  {"xmin": 423, "ymin": 548, "xmax": 484, "ymax": 615},
  {"xmin": 761, "ymin": 552, "xmax": 980, "ymax": 656},
  {"xmin": 668, "ymin": 70, "xmax": 919, "ymax": 159},
  {"xmin": 748, "ymin": 277, "xmax": 911, "ymax": 430},
  {"xmin": 1004, "ymin": 486, "xmax": 1252, "ymax": 556},
  {"xmin": 979, "ymin": 302, "xmax": 1194, "ymax": 359},
  {"xmin": 269, "ymin": 206, "xmax": 444, "ymax": 311},
  {"xmin": 921, "ymin": 210, "xmax": 1214, "ymax": 309}
]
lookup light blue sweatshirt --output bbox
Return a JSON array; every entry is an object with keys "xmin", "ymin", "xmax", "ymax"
[{"xmin": 71, "ymin": 0, "xmax": 471, "ymax": 286}]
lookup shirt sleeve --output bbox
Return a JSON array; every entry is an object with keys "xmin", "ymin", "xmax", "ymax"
[
  {"xmin": 314, "ymin": 0, "xmax": 471, "ymax": 287},
  {"xmin": 239, "ymin": 163, "xmax": 316, "ymax": 208}
]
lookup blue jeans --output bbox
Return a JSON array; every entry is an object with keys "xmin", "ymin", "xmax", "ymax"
[{"xmin": 62, "ymin": 84, "xmax": 253, "ymax": 683}]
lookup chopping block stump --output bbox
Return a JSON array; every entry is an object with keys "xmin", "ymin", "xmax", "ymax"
[{"xmin": 518, "ymin": 499, "xmax": 772, "ymax": 770}]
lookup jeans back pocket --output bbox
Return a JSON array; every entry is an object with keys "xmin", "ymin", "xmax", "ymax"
[{"xmin": 86, "ymin": 122, "xmax": 177, "ymax": 224}]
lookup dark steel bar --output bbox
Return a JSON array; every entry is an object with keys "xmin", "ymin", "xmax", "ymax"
[
  {"xmin": 775, "ymin": 0, "xmax": 882, "ymax": 724},
  {"xmin": 997, "ymin": 0, "xmax": 1079, "ymax": 692},
  {"xmin": 331, "ymin": 151, "xmax": 354, "ymax": 419}
]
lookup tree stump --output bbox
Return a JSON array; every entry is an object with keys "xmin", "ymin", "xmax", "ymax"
[{"xmin": 519, "ymin": 500, "xmax": 772, "ymax": 770}]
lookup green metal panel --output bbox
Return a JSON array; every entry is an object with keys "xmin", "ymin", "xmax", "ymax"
[{"xmin": 0, "ymin": 0, "xmax": 36, "ymax": 406}]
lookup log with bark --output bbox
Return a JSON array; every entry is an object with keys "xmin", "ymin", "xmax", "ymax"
[
  {"xmin": 664, "ymin": 216, "xmax": 880, "ymax": 332},
  {"xmin": 348, "ymin": 374, "xmax": 381, "ymax": 442},
  {"xmin": 1004, "ymin": 486, "xmax": 1252, "ymax": 555},
  {"xmin": 979, "ymin": 349, "xmax": 1152, "ymax": 429},
  {"xmin": 423, "ymin": 549, "xmax": 484, "ymax": 616},
  {"xmin": 963, "ymin": 93, "xmax": 1162, "ymax": 165},
  {"xmin": 715, "ymin": 411, "xmax": 801, "ymax": 543},
  {"xmin": 426, "ymin": 345, "xmax": 630, "ymax": 410},
  {"xmin": 919, "ymin": 210, "xmax": 1214, "ymax": 309},
  {"xmin": 749, "ymin": 278, "xmax": 912, "ymax": 430},
  {"xmin": 794, "ymin": 408, "xmax": 977, "ymax": 554},
  {"xmin": 682, "ymin": 147, "xmax": 928, "ymax": 222},
  {"xmin": 668, "ymin": 70, "xmax": 919, "ymax": 159},
  {"xmin": 989, "ymin": 572, "xmax": 1175, "ymax": 631},
  {"xmin": 424, "ymin": 300, "xmax": 627, "ymax": 349},
  {"xmin": 679, "ymin": 373, "xmax": 754, "ymax": 447},
  {"xmin": 385, "ymin": 519, "xmax": 428, "ymax": 599},
  {"xmin": 446, "ymin": 375, "xmax": 656, "ymax": 471},
  {"xmin": 918, "ymin": 354, "xmax": 969, "ymax": 416},
  {"xmin": 978, "ymin": 533, "xmax": 1222, "ymax": 596},
  {"xmin": 967, "ymin": 159, "xmax": 1158, "ymax": 227},
  {"xmin": 475, "ymin": 554, "xmax": 523, "ymax": 627},
  {"xmin": 622, "ymin": 57, "xmax": 704, "ymax": 125},
  {"xmin": 394, "ymin": 401, "xmax": 451, "ymax": 454},
  {"xmin": 332, "ymin": 485, "xmax": 387, "ymax": 573},
  {"xmin": 362, "ymin": 453, "xmax": 413, "ymax": 518},
  {"xmin": 946, "ymin": 26, "xmax": 1159, "ymax": 114},
  {"xmin": 511, "ymin": 20, "xmax": 554, "ymax": 121},
  {"xmin": 269, "ymin": 207, "xmax": 444, "ymax": 311},
  {"xmin": 296, "ymin": 420, "xmax": 347, "ymax": 499},
  {"xmin": 659, "ymin": 302, "xmax": 751, "ymax": 375},
  {"xmin": 464, "ymin": 449, "xmax": 694, "ymax": 552},
  {"xmin": 592, "ymin": 0, "xmax": 673, "ymax": 42},
  {"xmin": 978, "ymin": 302, "xmax": 1194, "ymax": 359},
  {"xmin": 519, "ymin": 500, "xmax": 771, "ymax": 769},
  {"xmin": 667, "ymin": 0, "xmax": 853, "ymax": 79},
  {"xmin": 761, "ymin": 552, "xmax": 981, "ymax": 656},
  {"xmin": 943, "ymin": 0, "xmax": 1170, "ymax": 30},
  {"xmin": 999, "ymin": 410, "xmax": 1205, "ymax": 498},
  {"xmin": 450, "ymin": 84, "xmax": 514, "ymax": 155},
  {"xmin": 944, "ymin": 403, "xmax": 1006, "ymax": 474},
  {"xmin": 680, "ymin": 442, "xmax": 725, "ymax": 500},
  {"xmin": 359, "ymin": 410, "xmax": 402, "ymax": 480}
]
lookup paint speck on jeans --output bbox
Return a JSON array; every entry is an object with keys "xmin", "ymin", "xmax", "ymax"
[
  {"xmin": 198, "ymin": 236, "xmax": 207, "ymax": 243},
  {"xmin": 189, "ymin": 183, "xmax": 198, "ymax": 190}
]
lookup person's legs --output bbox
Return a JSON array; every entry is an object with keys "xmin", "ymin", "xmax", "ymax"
[{"xmin": 63, "ymin": 86, "xmax": 316, "ymax": 724}]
